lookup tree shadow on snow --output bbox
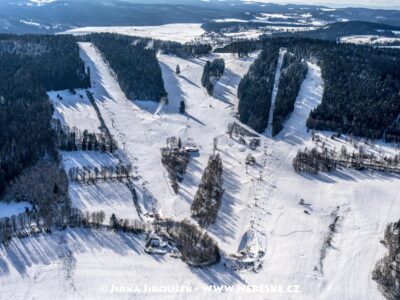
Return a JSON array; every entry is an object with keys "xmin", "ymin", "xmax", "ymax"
[
  {"xmin": 179, "ymin": 159, "xmax": 203, "ymax": 205},
  {"xmin": 191, "ymin": 262, "xmax": 246, "ymax": 287},
  {"xmin": 212, "ymin": 68, "xmax": 240, "ymax": 106},
  {"xmin": 0, "ymin": 228, "xmax": 144, "ymax": 277},
  {"xmin": 207, "ymin": 167, "xmax": 242, "ymax": 244},
  {"xmin": 79, "ymin": 46, "xmax": 115, "ymax": 105},
  {"xmin": 179, "ymin": 74, "xmax": 200, "ymax": 88},
  {"xmin": 158, "ymin": 61, "xmax": 185, "ymax": 112},
  {"xmin": 300, "ymin": 167, "xmax": 400, "ymax": 184}
]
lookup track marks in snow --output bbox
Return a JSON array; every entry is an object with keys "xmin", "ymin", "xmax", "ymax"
[
  {"xmin": 248, "ymin": 143, "xmax": 276, "ymax": 238},
  {"xmin": 57, "ymin": 234, "xmax": 80, "ymax": 297}
]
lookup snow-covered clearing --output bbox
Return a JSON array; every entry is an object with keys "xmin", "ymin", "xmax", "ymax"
[
  {"xmin": 224, "ymin": 30, "xmax": 265, "ymax": 39},
  {"xmin": 69, "ymin": 180, "xmax": 141, "ymax": 222},
  {"xmin": 213, "ymin": 18, "xmax": 249, "ymax": 23},
  {"xmin": 61, "ymin": 152, "xmax": 145, "ymax": 224},
  {"xmin": 19, "ymin": 19, "xmax": 50, "ymax": 30},
  {"xmin": 264, "ymin": 25, "xmax": 318, "ymax": 32},
  {"xmin": 252, "ymin": 12, "xmax": 328, "ymax": 27},
  {"xmin": 64, "ymin": 23, "xmax": 316, "ymax": 44},
  {"xmin": 222, "ymin": 26, "xmax": 315, "ymax": 41},
  {"xmin": 340, "ymin": 35, "xmax": 400, "ymax": 45},
  {"xmin": 61, "ymin": 151, "xmax": 127, "ymax": 173},
  {"xmin": 48, "ymin": 89, "xmax": 101, "ymax": 133},
  {"xmin": 65, "ymin": 24, "xmax": 206, "ymax": 43},
  {"xmin": 0, "ymin": 202, "xmax": 32, "ymax": 219}
]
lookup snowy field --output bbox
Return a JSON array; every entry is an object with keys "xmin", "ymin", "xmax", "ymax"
[
  {"xmin": 65, "ymin": 24, "xmax": 206, "ymax": 43},
  {"xmin": 48, "ymin": 89, "xmax": 101, "ymax": 133},
  {"xmin": 340, "ymin": 35, "xmax": 400, "ymax": 45},
  {"xmin": 69, "ymin": 180, "xmax": 141, "ymax": 222},
  {"xmin": 64, "ymin": 22, "xmax": 316, "ymax": 43},
  {"xmin": 61, "ymin": 151, "xmax": 125, "ymax": 173},
  {"xmin": 0, "ymin": 33, "xmax": 398, "ymax": 300},
  {"xmin": 62, "ymin": 150, "xmax": 147, "ymax": 224},
  {"xmin": 0, "ymin": 228, "xmax": 246, "ymax": 300}
]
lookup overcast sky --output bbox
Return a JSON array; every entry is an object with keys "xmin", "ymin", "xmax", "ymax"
[{"xmin": 242, "ymin": 0, "xmax": 400, "ymax": 10}]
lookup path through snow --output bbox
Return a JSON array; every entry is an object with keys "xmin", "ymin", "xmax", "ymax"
[{"xmin": 265, "ymin": 48, "xmax": 287, "ymax": 136}]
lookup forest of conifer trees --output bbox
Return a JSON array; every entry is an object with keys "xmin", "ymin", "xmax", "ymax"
[
  {"xmin": 201, "ymin": 58, "xmax": 225, "ymax": 95},
  {"xmin": 237, "ymin": 45, "xmax": 279, "ymax": 133},
  {"xmin": 236, "ymin": 37, "xmax": 400, "ymax": 139},
  {"xmin": 0, "ymin": 34, "xmax": 90, "ymax": 197},
  {"xmin": 272, "ymin": 52, "xmax": 308, "ymax": 136},
  {"xmin": 86, "ymin": 33, "xmax": 167, "ymax": 101},
  {"xmin": 191, "ymin": 154, "xmax": 224, "ymax": 228}
]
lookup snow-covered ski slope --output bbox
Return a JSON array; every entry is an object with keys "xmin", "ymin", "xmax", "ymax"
[
  {"xmin": 69, "ymin": 180, "xmax": 140, "ymax": 223},
  {"xmin": 254, "ymin": 62, "xmax": 398, "ymax": 300},
  {"xmin": 266, "ymin": 47, "xmax": 287, "ymax": 136},
  {"xmin": 77, "ymin": 42, "xmax": 264, "ymax": 253},
  {"xmin": 48, "ymin": 89, "xmax": 102, "ymax": 133},
  {"xmin": 0, "ymin": 38, "xmax": 398, "ymax": 300},
  {"xmin": 0, "ymin": 228, "xmax": 237, "ymax": 300}
]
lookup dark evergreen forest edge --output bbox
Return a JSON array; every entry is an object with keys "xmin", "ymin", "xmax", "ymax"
[
  {"xmin": 237, "ymin": 45, "xmax": 279, "ymax": 133},
  {"xmin": 81, "ymin": 33, "xmax": 211, "ymax": 102},
  {"xmin": 233, "ymin": 37, "xmax": 400, "ymax": 140},
  {"xmin": 0, "ymin": 34, "xmax": 90, "ymax": 197},
  {"xmin": 206, "ymin": 21, "xmax": 400, "ymax": 44},
  {"xmin": 0, "ymin": 33, "xmax": 213, "ymax": 233},
  {"xmin": 85, "ymin": 33, "xmax": 167, "ymax": 101},
  {"xmin": 201, "ymin": 58, "xmax": 225, "ymax": 95},
  {"xmin": 273, "ymin": 21, "xmax": 400, "ymax": 42},
  {"xmin": 0, "ymin": 33, "xmax": 212, "ymax": 198},
  {"xmin": 272, "ymin": 52, "xmax": 308, "ymax": 136}
]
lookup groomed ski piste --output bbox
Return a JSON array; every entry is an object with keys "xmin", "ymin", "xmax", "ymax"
[{"xmin": 0, "ymin": 33, "xmax": 399, "ymax": 300}]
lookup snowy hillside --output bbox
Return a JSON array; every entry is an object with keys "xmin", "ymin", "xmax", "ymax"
[
  {"xmin": 77, "ymin": 42, "xmax": 263, "ymax": 253},
  {"xmin": 49, "ymin": 89, "xmax": 102, "ymax": 133},
  {"xmin": 340, "ymin": 35, "xmax": 400, "ymax": 45},
  {"xmin": 0, "ymin": 31, "xmax": 399, "ymax": 300},
  {"xmin": 66, "ymin": 24, "xmax": 206, "ymax": 44}
]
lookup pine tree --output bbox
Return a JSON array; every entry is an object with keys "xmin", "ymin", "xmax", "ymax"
[
  {"xmin": 191, "ymin": 154, "xmax": 224, "ymax": 227},
  {"xmin": 110, "ymin": 213, "xmax": 119, "ymax": 230},
  {"xmin": 179, "ymin": 101, "xmax": 185, "ymax": 114},
  {"xmin": 373, "ymin": 219, "xmax": 400, "ymax": 300}
]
